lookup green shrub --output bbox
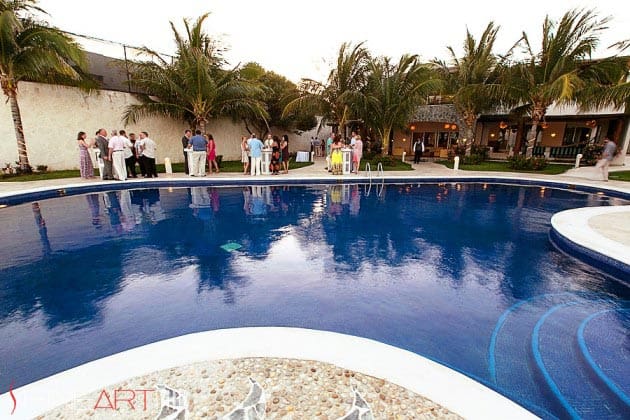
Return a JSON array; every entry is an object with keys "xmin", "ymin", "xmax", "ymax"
[
  {"xmin": 507, "ymin": 155, "xmax": 548, "ymax": 170},
  {"xmin": 36, "ymin": 165, "xmax": 48, "ymax": 172},
  {"xmin": 582, "ymin": 143, "xmax": 603, "ymax": 166}
]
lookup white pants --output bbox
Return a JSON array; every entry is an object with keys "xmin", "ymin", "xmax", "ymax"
[
  {"xmin": 191, "ymin": 151, "xmax": 207, "ymax": 176},
  {"xmin": 596, "ymin": 158, "xmax": 611, "ymax": 180},
  {"xmin": 251, "ymin": 156, "xmax": 262, "ymax": 176},
  {"xmin": 112, "ymin": 151, "xmax": 126, "ymax": 180}
]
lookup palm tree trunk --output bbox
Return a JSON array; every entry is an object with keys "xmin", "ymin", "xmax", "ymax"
[
  {"xmin": 9, "ymin": 91, "xmax": 32, "ymax": 173},
  {"xmin": 463, "ymin": 110, "xmax": 477, "ymax": 156},
  {"xmin": 525, "ymin": 105, "xmax": 545, "ymax": 158},
  {"xmin": 381, "ymin": 126, "xmax": 392, "ymax": 156}
]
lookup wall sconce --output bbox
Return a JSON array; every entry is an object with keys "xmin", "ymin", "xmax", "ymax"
[
  {"xmin": 451, "ymin": 124, "xmax": 457, "ymax": 130},
  {"xmin": 490, "ymin": 133, "xmax": 495, "ymax": 138},
  {"xmin": 444, "ymin": 123, "xmax": 451, "ymax": 129},
  {"xmin": 585, "ymin": 119, "xmax": 597, "ymax": 128},
  {"xmin": 540, "ymin": 121, "xmax": 549, "ymax": 129},
  {"xmin": 410, "ymin": 125, "xmax": 416, "ymax": 131},
  {"xmin": 550, "ymin": 132, "xmax": 556, "ymax": 138},
  {"xmin": 499, "ymin": 121, "xmax": 508, "ymax": 129},
  {"xmin": 402, "ymin": 138, "xmax": 406, "ymax": 142}
]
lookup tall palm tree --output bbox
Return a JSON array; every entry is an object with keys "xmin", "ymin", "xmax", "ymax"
[
  {"xmin": 283, "ymin": 42, "xmax": 371, "ymax": 135},
  {"xmin": 432, "ymin": 22, "xmax": 505, "ymax": 145},
  {"xmin": 364, "ymin": 54, "xmax": 441, "ymax": 154},
  {"xmin": 585, "ymin": 39, "xmax": 630, "ymax": 109},
  {"xmin": 0, "ymin": 0, "xmax": 90, "ymax": 172},
  {"xmin": 503, "ymin": 8, "xmax": 619, "ymax": 156},
  {"xmin": 124, "ymin": 13, "xmax": 267, "ymax": 133}
]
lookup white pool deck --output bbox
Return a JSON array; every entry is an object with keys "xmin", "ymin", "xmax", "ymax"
[{"xmin": 0, "ymin": 158, "xmax": 628, "ymax": 419}]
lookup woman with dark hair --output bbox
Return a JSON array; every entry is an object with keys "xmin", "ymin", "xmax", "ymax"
[
  {"xmin": 271, "ymin": 135, "xmax": 281, "ymax": 175},
  {"xmin": 77, "ymin": 131, "xmax": 94, "ymax": 179},
  {"xmin": 281, "ymin": 134, "xmax": 289, "ymax": 174},
  {"xmin": 206, "ymin": 134, "xmax": 220, "ymax": 174}
]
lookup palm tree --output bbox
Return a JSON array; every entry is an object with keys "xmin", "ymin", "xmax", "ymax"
[
  {"xmin": 585, "ymin": 39, "xmax": 630, "ymax": 109},
  {"xmin": 364, "ymin": 54, "xmax": 441, "ymax": 154},
  {"xmin": 0, "ymin": 0, "xmax": 90, "ymax": 172},
  {"xmin": 124, "ymin": 13, "xmax": 267, "ymax": 133},
  {"xmin": 503, "ymin": 9, "xmax": 620, "ymax": 156},
  {"xmin": 432, "ymin": 22, "xmax": 505, "ymax": 145},
  {"xmin": 283, "ymin": 42, "xmax": 371, "ymax": 136}
]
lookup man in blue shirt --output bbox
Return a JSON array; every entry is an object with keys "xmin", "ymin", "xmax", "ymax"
[
  {"xmin": 248, "ymin": 134, "xmax": 264, "ymax": 176},
  {"xmin": 188, "ymin": 130, "xmax": 208, "ymax": 176}
]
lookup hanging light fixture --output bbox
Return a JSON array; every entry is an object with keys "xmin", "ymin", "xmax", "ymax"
[
  {"xmin": 444, "ymin": 123, "xmax": 451, "ymax": 129},
  {"xmin": 451, "ymin": 124, "xmax": 457, "ymax": 130},
  {"xmin": 540, "ymin": 121, "xmax": 549, "ymax": 129},
  {"xmin": 499, "ymin": 121, "xmax": 508, "ymax": 129}
]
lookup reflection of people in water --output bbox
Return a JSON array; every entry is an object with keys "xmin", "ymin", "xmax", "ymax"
[
  {"xmin": 119, "ymin": 190, "xmax": 135, "ymax": 232},
  {"xmin": 130, "ymin": 189, "xmax": 164, "ymax": 224},
  {"xmin": 250, "ymin": 186, "xmax": 266, "ymax": 217},
  {"xmin": 190, "ymin": 186, "xmax": 213, "ymax": 221},
  {"xmin": 86, "ymin": 193, "xmax": 102, "ymax": 228},
  {"xmin": 242, "ymin": 187, "xmax": 251, "ymax": 215},
  {"xmin": 32, "ymin": 202, "xmax": 52, "ymax": 255},
  {"xmin": 103, "ymin": 191, "xmax": 123, "ymax": 234},
  {"xmin": 210, "ymin": 188, "xmax": 220, "ymax": 212},
  {"xmin": 350, "ymin": 185, "xmax": 361, "ymax": 216},
  {"xmin": 328, "ymin": 185, "xmax": 343, "ymax": 216}
]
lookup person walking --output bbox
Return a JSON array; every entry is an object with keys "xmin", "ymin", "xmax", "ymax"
[
  {"xmin": 181, "ymin": 129, "xmax": 192, "ymax": 174},
  {"xmin": 207, "ymin": 134, "xmax": 220, "ymax": 174},
  {"xmin": 187, "ymin": 130, "xmax": 207, "ymax": 176},
  {"xmin": 248, "ymin": 133, "xmax": 264, "ymax": 176},
  {"xmin": 596, "ymin": 137, "xmax": 618, "ymax": 181},
  {"xmin": 77, "ymin": 131, "xmax": 94, "ymax": 179}
]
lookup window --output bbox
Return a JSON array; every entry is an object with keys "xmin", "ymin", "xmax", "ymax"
[{"xmin": 562, "ymin": 127, "xmax": 591, "ymax": 145}]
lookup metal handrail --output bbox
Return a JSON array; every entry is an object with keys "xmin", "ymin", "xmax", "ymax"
[
  {"xmin": 364, "ymin": 163, "xmax": 372, "ymax": 196},
  {"xmin": 376, "ymin": 162, "xmax": 385, "ymax": 197}
]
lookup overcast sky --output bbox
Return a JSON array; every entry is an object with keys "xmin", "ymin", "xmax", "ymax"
[{"xmin": 36, "ymin": 0, "xmax": 628, "ymax": 83}]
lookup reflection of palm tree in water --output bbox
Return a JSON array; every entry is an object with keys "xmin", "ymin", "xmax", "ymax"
[{"xmin": 31, "ymin": 202, "xmax": 52, "ymax": 255}]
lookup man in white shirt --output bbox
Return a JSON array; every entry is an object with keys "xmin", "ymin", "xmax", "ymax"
[
  {"xmin": 139, "ymin": 131, "xmax": 158, "ymax": 178},
  {"xmin": 108, "ymin": 130, "xmax": 127, "ymax": 180}
]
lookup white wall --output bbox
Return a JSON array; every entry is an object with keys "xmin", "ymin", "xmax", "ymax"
[{"xmin": 0, "ymin": 82, "xmax": 316, "ymax": 170}]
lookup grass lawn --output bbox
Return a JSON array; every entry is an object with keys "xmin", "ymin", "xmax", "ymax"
[
  {"xmin": 359, "ymin": 156, "xmax": 413, "ymax": 171},
  {"xmin": 437, "ymin": 160, "xmax": 571, "ymax": 175},
  {"xmin": 609, "ymin": 171, "xmax": 630, "ymax": 182},
  {"xmin": 0, "ymin": 160, "xmax": 314, "ymax": 181}
]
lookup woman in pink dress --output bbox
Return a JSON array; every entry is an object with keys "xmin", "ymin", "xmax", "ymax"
[
  {"xmin": 353, "ymin": 135, "xmax": 363, "ymax": 174},
  {"xmin": 77, "ymin": 131, "xmax": 94, "ymax": 178},
  {"xmin": 206, "ymin": 134, "xmax": 220, "ymax": 174}
]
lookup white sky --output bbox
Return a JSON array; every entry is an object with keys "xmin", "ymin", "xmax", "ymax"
[{"xmin": 36, "ymin": 0, "xmax": 628, "ymax": 83}]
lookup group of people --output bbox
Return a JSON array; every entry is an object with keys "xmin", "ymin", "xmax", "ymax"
[
  {"xmin": 77, "ymin": 129, "xmax": 157, "ymax": 181},
  {"xmin": 325, "ymin": 131, "xmax": 363, "ymax": 175},
  {"xmin": 240, "ymin": 133, "xmax": 290, "ymax": 176},
  {"xmin": 183, "ymin": 129, "xmax": 220, "ymax": 177}
]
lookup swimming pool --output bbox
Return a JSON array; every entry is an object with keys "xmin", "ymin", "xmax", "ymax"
[{"xmin": 0, "ymin": 183, "xmax": 628, "ymax": 418}]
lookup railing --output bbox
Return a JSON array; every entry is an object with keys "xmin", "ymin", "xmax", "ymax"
[{"xmin": 532, "ymin": 145, "xmax": 585, "ymax": 159}]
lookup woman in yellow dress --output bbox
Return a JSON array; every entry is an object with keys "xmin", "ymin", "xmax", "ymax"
[{"xmin": 330, "ymin": 135, "xmax": 344, "ymax": 175}]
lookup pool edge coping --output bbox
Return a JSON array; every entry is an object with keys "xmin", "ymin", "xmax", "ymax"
[{"xmin": 0, "ymin": 327, "xmax": 537, "ymax": 420}]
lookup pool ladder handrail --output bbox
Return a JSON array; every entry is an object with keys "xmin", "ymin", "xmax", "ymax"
[
  {"xmin": 364, "ymin": 162, "xmax": 385, "ymax": 197},
  {"xmin": 364, "ymin": 163, "xmax": 373, "ymax": 196}
]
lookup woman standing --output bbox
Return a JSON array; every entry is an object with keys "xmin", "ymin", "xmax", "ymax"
[
  {"xmin": 77, "ymin": 131, "xmax": 94, "ymax": 179},
  {"xmin": 241, "ymin": 136, "xmax": 250, "ymax": 175},
  {"xmin": 271, "ymin": 135, "xmax": 281, "ymax": 175},
  {"xmin": 330, "ymin": 135, "xmax": 344, "ymax": 175},
  {"xmin": 281, "ymin": 134, "xmax": 290, "ymax": 174},
  {"xmin": 353, "ymin": 135, "xmax": 363, "ymax": 174},
  {"xmin": 207, "ymin": 134, "xmax": 220, "ymax": 174}
]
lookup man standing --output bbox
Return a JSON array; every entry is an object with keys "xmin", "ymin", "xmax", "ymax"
[
  {"xmin": 108, "ymin": 129, "xmax": 127, "ymax": 181},
  {"xmin": 248, "ymin": 133, "xmax": 264, "ymax": 176},
  {"xmin": 125, "ymin": 132, "xmax": 138, "ymax": 178},
  {"xmin": 187, "ymin": 129, "xmax": 208, "ymax": 176},
  {"xmin": 181, "ymin": 129, "xmax": 192, "ymax": 174},
  {"xmin": 596, "ymin": 137, "xmax": 617, "ymax": 181},
  {"xmin": 413, "ymin": 137, "xmax": 425, "ymax": 164},
  {"xmin": 95, "ymin": 128, "xmax": 113, "ymax": 180},
  {"xmin": 139, "ymin": 131, "xmax": 158, "ymax": 178}
]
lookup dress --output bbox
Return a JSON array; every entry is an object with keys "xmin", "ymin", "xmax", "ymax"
[
  {"xmin": 281, "ymin": 143, "xmax": 289, "ymax": 162},
  {"xmin": 207, "ymin": 139, "xmax": 217, "ymax": 161},
  {"xmin": 78, "ymin": 140, "xmax": 93, "ymax": 178}
]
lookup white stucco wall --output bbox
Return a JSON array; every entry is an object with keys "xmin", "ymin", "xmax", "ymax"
[{"xmin": 0, "ymin": 82, "xmax": 316, "ymax": 170}]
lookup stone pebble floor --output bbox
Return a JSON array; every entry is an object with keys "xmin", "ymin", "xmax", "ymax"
[{"xmin": 41, "ymin": 357, "xmax": 462, "ymax": 419}]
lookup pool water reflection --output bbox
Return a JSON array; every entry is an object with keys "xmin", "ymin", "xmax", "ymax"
[{"xmin": 0, "ymin": 184, "xmax": 628, "ymax": 419}]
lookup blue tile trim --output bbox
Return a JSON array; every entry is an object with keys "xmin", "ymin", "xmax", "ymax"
[{"xmin": 549, "ymin": 228, "xmax": 630, "ymax": 284}]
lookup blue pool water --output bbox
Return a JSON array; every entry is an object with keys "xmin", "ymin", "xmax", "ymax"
[{"xmin": 0, "ymin": 183, "xmax": 628, "ymax": 418}]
